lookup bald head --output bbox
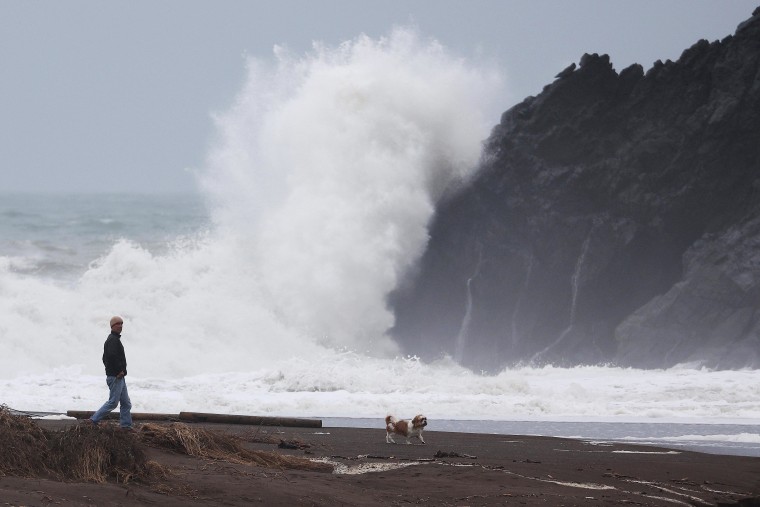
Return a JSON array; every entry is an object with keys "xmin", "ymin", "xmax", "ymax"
[{"xmin": 110, "ymin": 316, "xmax": 124, "ymax": 329}]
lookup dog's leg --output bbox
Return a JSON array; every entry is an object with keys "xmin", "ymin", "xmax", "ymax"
[
  {"xmin": 419, "ymin": 434, "xmax": 426, "ymax": 444},
  {"xmin": 386, "ymin": 432, "xmax": 395, "ymax": 444}
]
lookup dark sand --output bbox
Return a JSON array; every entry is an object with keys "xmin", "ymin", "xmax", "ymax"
[{"xmin": 1, "ymin": 419, "xmax": 759, "ymax": 506}]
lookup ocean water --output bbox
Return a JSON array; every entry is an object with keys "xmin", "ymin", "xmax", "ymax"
[
  {"xmin": 322, "ymin": 419, "xmax": 760, "ymax": 457},
  {"xmin": 3, "ymin": 205, "xmax": 760, "ymax": 460},
  {"xmin": 2, "ymin": 29, "xmax": 759, "ymax": 457},
  {"xmin": 0, "ymin": 193, "xmax": 209, "ymax": 283}
]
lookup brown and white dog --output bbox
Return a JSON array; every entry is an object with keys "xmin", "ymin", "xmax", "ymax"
[{"xmin": 385, "ymin": 414, "xmax": 427, "ymax": 444}]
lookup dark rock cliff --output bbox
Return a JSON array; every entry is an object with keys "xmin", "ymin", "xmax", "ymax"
[{"xmin": 390, "ymin": 8, "xmax": 760, "ymax": 371}]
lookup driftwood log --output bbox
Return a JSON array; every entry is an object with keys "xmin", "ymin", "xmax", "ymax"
[
  {"xmin": 179, "ymin": 411, "xmax": 322, "ymax": 428},
  {"xmin": 66, "ymin": 410, "xmax": 322, "ymax": 428},
  {"xmin": 66, "ymin": 411, "xmax": 179, "ymax": 421}
]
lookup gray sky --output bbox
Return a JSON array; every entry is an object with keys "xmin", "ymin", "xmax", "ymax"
[{"xmin": 1, "ymin": 1, "xmax": 756, "ymax": 193}]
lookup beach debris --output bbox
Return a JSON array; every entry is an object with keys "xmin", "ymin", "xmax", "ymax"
[
  {"xmin": 312, "ymin": 457, "xmax": 424, "ymax": 475},
  {"xmin": 278, "ymin": 438, "xmax": 310, "ymax": 450},
  {"xmin": 0, "ymin": 404, "xmax": 150, "ymax": 483},
  {"xmin": 66, "ymin": 410, "xmax": 322, "ymax": 428},
  {"xmin": 1, "ymin": 405, "xmax": 333, "ymax": 486},
  {"xmin": 138, "ymin": 422, "xmax": 330, "ymax": 472},
  {"xmin": 434, "ymin": 450, "xmax": 478, "ymax": 459}
]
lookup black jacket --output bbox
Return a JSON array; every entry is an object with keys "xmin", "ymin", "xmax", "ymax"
[{"xmin": 102, "ymin": 332, "xmax": 127, "ymax": 377}]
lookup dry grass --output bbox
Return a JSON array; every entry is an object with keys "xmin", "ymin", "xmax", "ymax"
[
  {"xmin": 48, "ymin": 423, "xmax": 150, "ymax": 483},
  {"xmin": 0, "ymin": 406, "xmax": 332, "ymax": 488},
  {"xmin": 0, "ymin": 405, "xmax": 149, "ymax": 483},
  {"xmin": 138, "ymin": 422, "xmax": 332, "ymax": 472},
  {"xmin": 0, "ymin": 405, "xmax": 52, "ymax": 478}
]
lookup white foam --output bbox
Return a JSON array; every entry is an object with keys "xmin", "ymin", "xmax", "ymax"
[
  {"xmin": 3, "ymin": 363, "xmax": 760, "ymax": 427},
  {"xmin": 314, "ymin": 458, "xmax": 423, "ymax": 475},
  {"xmin": 622, "ymin": 433, "xmax": 760, "ymax": 444},
  {"xmin": 542, "ymin": 480, "xmax": 615, "ymax": 490}
]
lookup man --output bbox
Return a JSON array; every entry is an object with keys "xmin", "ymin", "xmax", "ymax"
[{"xmin": 89, "ymin": 316, "xmax": 133, "ymax": 429}]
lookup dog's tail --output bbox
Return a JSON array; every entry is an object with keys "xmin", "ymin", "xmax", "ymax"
[{"xmin": 385, "ymin": 415, "xmax": 397, "ymax": 429}]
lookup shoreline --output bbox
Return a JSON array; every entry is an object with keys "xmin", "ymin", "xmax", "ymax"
[
  {"xmin": 321, "ymin": 417, "xmax": 760, "ymax": 458},
  {"xmin": 29, "ymin": 412, "xmax": 760, "ymax": 458},
  {"xmin": 1, "ymin": 419, "xmax": 755, "ymax": 506}
]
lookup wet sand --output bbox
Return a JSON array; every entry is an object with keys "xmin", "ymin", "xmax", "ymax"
[{"xmin": 1, "ymin": 420, "xmax": 759, "ymax": 506}]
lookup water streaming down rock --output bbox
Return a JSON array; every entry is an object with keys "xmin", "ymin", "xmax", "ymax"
[
  {"xmin": 453, "ymin": 250, "xmax": 482, "ymax": 363},
  {"xmin": 510, "ymin": 254, "xmax": 533, "ymax": 347},
  {"xmin": 390, "ymin": 7, "xmax": 760, "ymax": 371},
  {"xmin": 530, "ymin": 231, "xmax": 592, "ymax": 364}
]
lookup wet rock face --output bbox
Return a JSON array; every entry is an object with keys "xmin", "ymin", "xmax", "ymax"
[{"xmin": 389, "ymin": 9, "xmax": 760, "ymax": 371}]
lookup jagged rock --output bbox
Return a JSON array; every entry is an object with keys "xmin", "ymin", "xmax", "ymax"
[
  {"xmin": 555, "ymin": 62, "xmax": 576, "ymax": 79},
  {"xmin": 389, "ymin": 9, "xmax": 760, "ymax": 371},
  {"xmin": 615, "ymin": 266, "xmax": 758, "ymax": 368}
]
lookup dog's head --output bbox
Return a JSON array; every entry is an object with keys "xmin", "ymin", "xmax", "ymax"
[{"xmin": 412, "ymin": 415, "xmax": 427, "ymax": 429}]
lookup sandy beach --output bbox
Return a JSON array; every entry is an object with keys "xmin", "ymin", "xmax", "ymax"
[{"xmin": 0, "ymin": 418, "xmax": 757, "ymax": 506}]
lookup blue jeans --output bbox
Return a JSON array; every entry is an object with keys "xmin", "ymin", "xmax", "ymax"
[{"xmin": 90, "ymin": 376, "xmax": 133, "ymax": 428}]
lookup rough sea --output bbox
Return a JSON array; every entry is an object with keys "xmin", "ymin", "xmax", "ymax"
[
  {"xmin": 2, "ymin": 30, "xmax": 759, "ymax": 457},
  {"xmin": 2, "ymin": 192, "xmax": 759, "ymax": 457}
]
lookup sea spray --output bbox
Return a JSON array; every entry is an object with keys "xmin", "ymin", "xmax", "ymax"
[
  {"xmin": 0, "ymin": 28, "xmax": 501, "ymax": 377},
  {"xmin": 201, "ymin": 27, "xmax": 500, "ymax": 354}
]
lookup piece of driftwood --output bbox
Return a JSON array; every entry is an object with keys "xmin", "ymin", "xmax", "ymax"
[
  {"xmin": 434, "ymin": 450, "xmax": 478, "ymax": 459},
  {"xmin": 66, "ymin": 411, "xmax": 179, "ymax": 421},
  {"xmin": 66, "ymin": 410, "xmax": 322, "ymax": 427},
  {"xmin": 178, "ymin": 411, "xmax": 322, "ymax": 428}
]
